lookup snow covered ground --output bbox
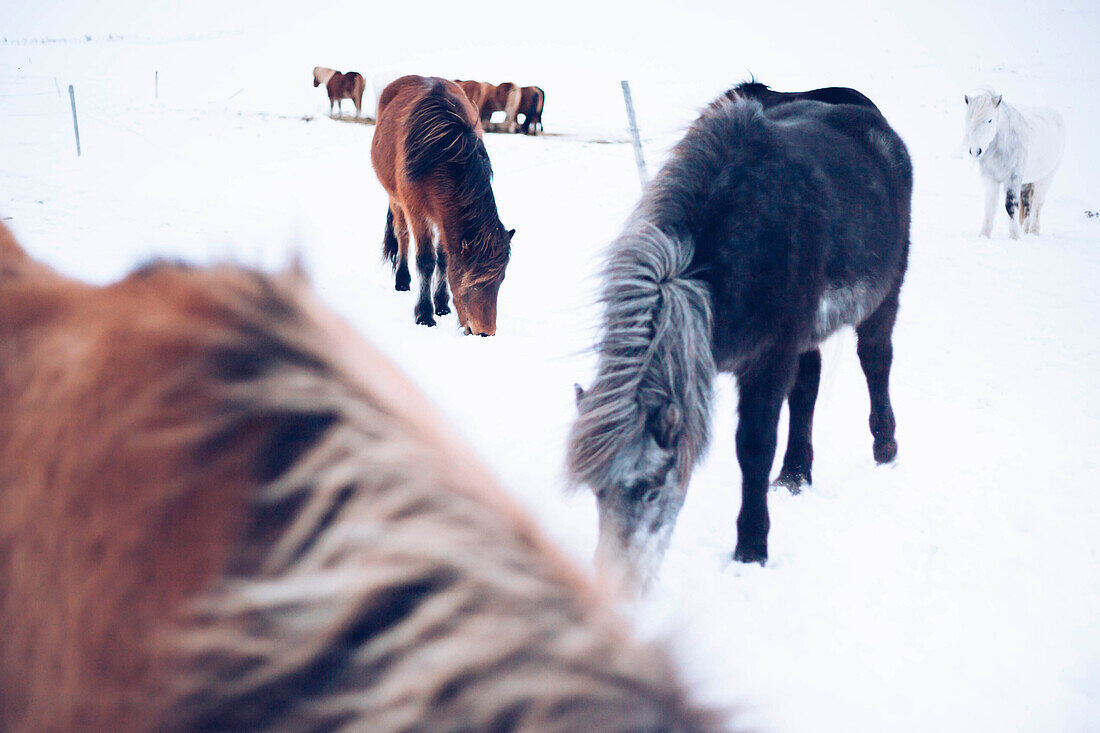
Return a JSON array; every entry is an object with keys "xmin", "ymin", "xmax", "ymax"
[{"xmin": 2, "ymin": 1, "xmax": 1099, "ymax": 730}]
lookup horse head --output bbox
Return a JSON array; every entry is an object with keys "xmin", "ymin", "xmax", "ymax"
[
  {"xmin": 572, "ymin": 385, "xmax": 693, "ymax": 593},
  {"xmin": 964, "ymin": 92, "xmax": 1003, "ymax": 159},
  {"xmin": 451, "ymin": 226, "xmax": 513, "ymax": 337}
]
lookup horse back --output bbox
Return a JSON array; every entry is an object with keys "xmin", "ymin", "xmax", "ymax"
[{"xmin": 1020, "ymin": 105, "xmax": 1066, "ymax": 181}]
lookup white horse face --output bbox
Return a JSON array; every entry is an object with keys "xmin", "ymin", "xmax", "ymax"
[{"xmin": 965, "ymin": 93, "xmax": 1003, "ymax": 159}]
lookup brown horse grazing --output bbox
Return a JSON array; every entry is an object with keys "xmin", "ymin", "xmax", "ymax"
[
  {"xmin": 454, "ymin": 78, "xmax": 491, "ymax": 111},
  {"xmin": 371, "ymin": 75, "xmax": 514, "ymax": 336},
  {"xmin": 517, "ymin": 85, "xmax": 545, "ymax": 135},
  {"xmin": 313, "ymin": 66, "xmax": 366, "ymax": 117},
  {"xmin": 0, "ymin": 223, "xmax": 731, "ymax": 732},
  {"xmin": 479, "ymin": 81, "xmax": 522, "ymax": 133}
]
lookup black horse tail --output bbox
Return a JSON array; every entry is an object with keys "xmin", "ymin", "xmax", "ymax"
[
  {"xmin": 382, "ymin": 208, "xmax": 398, "ymax": 270},
  {"xmin": 405, "ymin": 81, "xmax": 483, "ymax": 182}
]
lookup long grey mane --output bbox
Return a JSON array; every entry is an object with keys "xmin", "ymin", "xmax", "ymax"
[{"xmin": 567, "ymin": 216, "xmax": 716, "ymax": 488}]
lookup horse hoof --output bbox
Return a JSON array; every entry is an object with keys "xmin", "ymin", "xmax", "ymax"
[
  {"xmin": 435, "ymin": 305, "xmax": 451, "ymax": 316},
  {"xmin": 773, "ymin": 471, "xmax": 810, "ymax": 495},
  {"xmin": 732, "ymin": 544, "xmax": 767, "ymax": 566},
  {"xmin": 395, "ymin": 270, "xmax": 411, "ymax": 291},
  {"xmin": 873, "ymin": 438, "xmax": 897, "ymax": 464},
  {"xmin": 415, "ymin": 308, "xmax": 436, "ymax": 327},
  {"xmin": 395, "ymin": 282, "xmax": 410, "ymax": 292}
]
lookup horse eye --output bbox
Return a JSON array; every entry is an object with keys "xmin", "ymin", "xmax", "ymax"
[{"xmin": 642, "ymin": 488, "xmax": 661, "ymax": 505}]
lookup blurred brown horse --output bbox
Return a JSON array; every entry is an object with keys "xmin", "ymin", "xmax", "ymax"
[
  {"xmin": 517, "ymin": 85, "xmax": 545, "ymax": 135},
  {"xmin": 371, "ymin": 75, "xmax": 514, "ymax": 335},
  {"xmin": 313, "ymin": 66, "xmax": 366, "ymax": 117},
  {"xmin": 479, "ymin": 81, "xmax": 522, "ymax": 132},
  {"xmin": 454, "ymin": 78, "xmax": 490, "ymax": 110},
  {"xmin": 0, "ymin": 222, "xmax": 729, "ymax": 732}
]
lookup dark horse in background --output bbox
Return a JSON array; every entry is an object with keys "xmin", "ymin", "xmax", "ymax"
[
  {"xmin": 371, "ymin": 75, "xmax": 514, "ymax": 336},
  {"xmin": 313, "ymin": 66, "xmax": 366, "ymax": 117},
  {"xmin": 517, "ymin": 85, "xmax": 545, "ymax": 135},
  {"xmin": 568, "ymin": 83, "xmax": 912, "ymax": 584},
  {"xmin": 0, "ymin": 223, "xmax": 729, "ymax": 732}
]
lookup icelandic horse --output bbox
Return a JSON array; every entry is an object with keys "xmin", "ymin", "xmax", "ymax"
[
  {"xmin": 569, "ymin": 84, "xmax": 912, "ymax": 584},
  {"xmin": 371, "ymin": 75, "xmax": 514, "ymax": 335},
  {"xmin": 454, "ymin": 79, "xmax": 490, "ymax": 111},
  {"xmin": 479, "ymin": 81, "xmax": 522, "ymax": 133},
  {"xmin": 0, "ymin": 221, "xmax": 730, "ymax": 732},
  {"xmin": 517, "ymin": 85, "xmax": 545, "ymax": 135},
  {"xmin": 962, "ymin": 91, "xmax": 1065, "ymax": 238},
  {"xmin": 313, "ymin": 66, "xmax": 367, "ymax": 117}
]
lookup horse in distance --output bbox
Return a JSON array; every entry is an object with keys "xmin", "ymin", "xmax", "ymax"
[
  {"xmin": 479, "ymin": 81, "xmax": 522, "ymax": 133},
  {"xmin": 0, "ymin": 223, "xmax": 730, "ymax": 732},
  {"xmin": 454, "ymin": 78, "xmax": 491, "ymax": 111},
  {"xmin": 313, "ymin": 66, "xmax": 367, "ymax": 117},
  {"xmin": 371, "ymin": 75, "xmax": 514, "ymax": 335},
  {"xmin": 568, "ymin": 87, "xmax": 912, "ymax": 584},
  {"xmin": 963, "ymin": 90, "xmax": 1065, "ymax": 238},
  {"xmin": 517, "ymin": 85, "xmax": 545, "ymax": 134}
]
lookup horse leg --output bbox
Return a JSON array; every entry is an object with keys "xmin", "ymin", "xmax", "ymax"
[
  {"xmin": 1029, "ymin": 175, "xmax": 1055, "ymax": 235},
  {"xmin": 856, "ymin": 283, "xmax": 900, "ymax": 465},
  {"xmin": 774, "ymin": 348, "xmax": 822, "ymax": 494},
  {"xmin": 433, "ymin": 244, "xmax": 451, "ymax": 317},
  {"xmin": 1004, "ymin": 186, "xmax": 1022, "ymax": 240},
  {"xmin": 733, "ymin": 350, "xmax": 800, "ymax": 565},
  {"xmin": 1019, "ymin": 184, "xmax": 1034, "ymax": 233},
  {"xmin": 389, "ymin": 205, "xmax": 411, "ymax": 291},
  {"xmin": 412, "ymin": 220, "xmax": 437, "ymax": 327},
  {"xmin": 980, "ymin": 176, "xmax": 999, "ymax": 238}
]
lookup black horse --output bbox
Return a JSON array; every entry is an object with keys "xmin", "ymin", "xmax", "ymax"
[{"xmin": 568, "ymin": 85, "xmax": 912, "ymax": 581}]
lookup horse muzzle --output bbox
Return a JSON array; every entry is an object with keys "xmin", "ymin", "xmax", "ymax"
[{"xmin": 969, "ymin": 146, "xmax": 983, "ymax": 158}]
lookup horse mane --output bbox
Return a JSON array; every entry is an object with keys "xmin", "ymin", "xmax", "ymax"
[
  {"xmin": 566, "ymin": 217, "xmax": 717, "ymax": 488},
  {"xmin": 404, "ymin": 80, "xmax": 509, "ymax": 282},
  {"xmin": 965, "ymin": 88, "xmax": 1002, "ymax": 118},
  {"xmin": 0, "ymin": 227, "xmax": 730, "ymax": 731},
  {"xmin": 568, "ymin": 100, "xmax": 786, "ymax": 490}
]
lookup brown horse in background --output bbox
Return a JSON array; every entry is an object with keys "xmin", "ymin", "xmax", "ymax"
[
  {"xmin": 371, "ymin": 75, "xmax": 514, "ymax": 335},
  {"xmin": 454, "ymin": 78, "xmax": 491, "ymax": 111},
  {"xmin": 479, "ymin": 81, "xmax": 522, "ymax": 132},
  {"xmin": 313, "ymin": 66, "xmax": 366, "ymax": 117},
  {"xmin": 0, "ymin": 223, "xmax": 730, "ymax": 732},
  {"xmin": 517, "ymin": 85, "xmax": 545, "ymax": 134}
]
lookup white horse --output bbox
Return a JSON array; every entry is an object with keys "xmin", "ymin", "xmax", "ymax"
[{"xmin": 964, "ymin": 91, "xmax": 1065, "ymax": 238}]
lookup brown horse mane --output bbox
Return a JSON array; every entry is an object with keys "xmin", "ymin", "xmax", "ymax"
[
  {"xmin": 0, "ymin": 225, "xmax": 730, "ymax": 731},
  {"xmin": 404, "ymin": 81, "xmax": 510, "ymax": 284}
]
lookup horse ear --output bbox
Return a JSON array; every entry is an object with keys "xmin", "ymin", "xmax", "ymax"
[
  {"xmin": 992, "ymin": 95, "xmax": 1002, "ymax": 107},
  {"xmin": 574, "ymin": 383, "xmax": 585, "ymax": 406},
  {"xmin": 653, "ymin": 403, "xmax": 682, "ymax": 449},
  {"xmin": 964, "ymin": 94, "xmax": 970, "ymax": 105},
  {"xmin": 507, "ymin": 228, "xmax": 516, "ymax": 241}
]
